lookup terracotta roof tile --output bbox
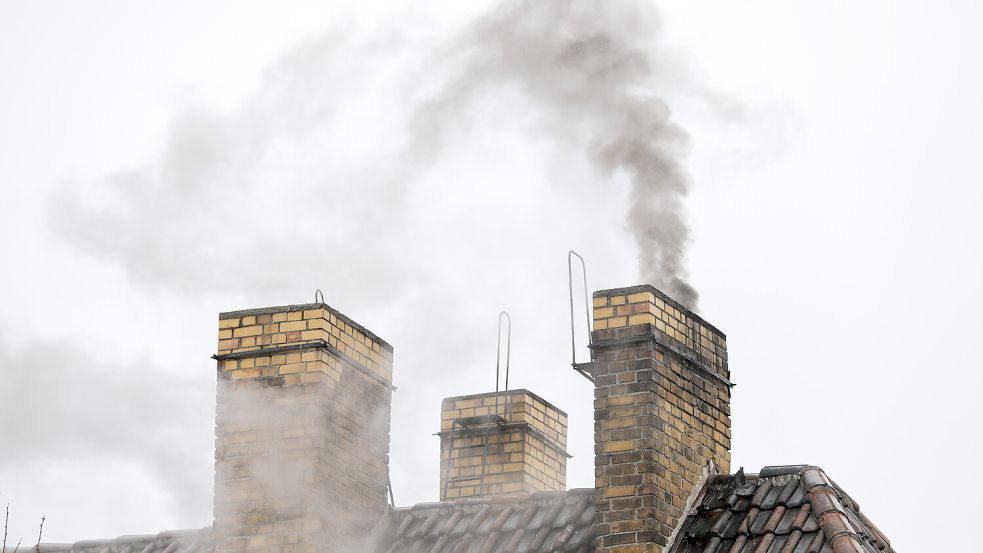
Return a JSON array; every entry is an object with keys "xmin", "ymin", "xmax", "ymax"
[{"xmin": 668, "ymin": 466, "xmax": 894, "ymax": 553}]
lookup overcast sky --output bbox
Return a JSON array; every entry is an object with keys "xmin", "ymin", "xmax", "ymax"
[{"xmin": 1, "ymin": 2, "xmax": 981, "ymax": 551}]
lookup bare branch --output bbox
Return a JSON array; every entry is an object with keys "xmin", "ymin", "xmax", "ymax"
[
  {"xmin": 3, "ymin": 503, "xmax": 9, "ymax": 553},
  {"xmin": 11, "ymin": 539, "xmax": 20, "ymax": 553},
  {"xmin": 32, "ymin": 517, "xmax": 43, "ymax": 553},
  {"xmin": 3, "ymin": 503, "xmax": 10, "ymax": 553}
]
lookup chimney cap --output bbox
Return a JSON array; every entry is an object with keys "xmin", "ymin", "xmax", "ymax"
[
  {"xmin": 219, "ymin": 302, "xmax": 392, "ymax": 351},
  {"xmin": 440, "ymin": 388, "xmax": 568, "ymax": 418},
  {"xmin": 593, "ymin": 284, "xmax": 726, "ymax": 339}
]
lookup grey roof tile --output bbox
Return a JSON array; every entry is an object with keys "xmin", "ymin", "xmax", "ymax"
[{"xmin": 36, "ymin": 466, "xmax": 894, "ymax": 553}]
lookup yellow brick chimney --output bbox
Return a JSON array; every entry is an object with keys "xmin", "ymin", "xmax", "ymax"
[
  {"xmin": 213, "ymin": 303, "xmax": 393, "ymax": 553},
  {"xmin": 591, "ymin": 285, "xmax": 731, "ymax": 553},
  {"xmin": 438, "ymin": 389, "xmax": 569, "ymax": 500}
]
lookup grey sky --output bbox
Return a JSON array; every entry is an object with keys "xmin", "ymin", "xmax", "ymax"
[{"xmin": 1, "ymin": 2, "xmax": 980, "ymax": 551}]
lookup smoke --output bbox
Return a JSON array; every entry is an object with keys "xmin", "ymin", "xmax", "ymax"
[
  {"xmin": 412, "ymin": 0, "xmax": 700, "ymax": 307},
  {"xmin": 49, "ymin": 0, "xmax": 701, "ymax": 308},
  {"xmin": 46, "ymin": 26, "xmax": 417, "ymax": 300},
  {"xmin": 30, "ymin": 1, "xmax": 713, "ymax": 537}
]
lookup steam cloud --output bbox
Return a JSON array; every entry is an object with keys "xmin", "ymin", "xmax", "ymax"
[
  {"xmin": 0, "ymin": 339, "xmax": 213, "ymax": 527},
  {"xmin": 414, "ymin": 0, "xmax": 700, "ymax": 307}
]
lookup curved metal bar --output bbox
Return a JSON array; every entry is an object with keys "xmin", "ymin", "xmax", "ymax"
[
  {"xmin": 568, "ymin": 250, "xmax": 591, "ymax": 365},
  {"xmin": 314, "ymin": 289, "xmax": 325, "ymax": 304},
  {"xmin": 496, "ymin": 311, "xmax": 512, "ymax": 393}
]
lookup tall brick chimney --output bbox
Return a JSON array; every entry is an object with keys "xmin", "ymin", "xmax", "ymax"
[
  {"xmin": 212, "ymin": 304, "xmax": 393, "ymax": 553},
  {"xmin": 591, "ymin": 285, "xmax": 731, "ymax": 553},
  {"xmin": 438, "ymin": 389, "xmax": 569, "ymax": 500}
]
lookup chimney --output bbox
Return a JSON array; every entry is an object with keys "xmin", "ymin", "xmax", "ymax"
[
  {"xmin": 438, "ymin": 389, "xmax": 568, "ymax": 500},
  {"xmin": 212, "ymin": 303, "xmax": 393, "ymax": 553},
  {"xmin": 591, "ymin": 285, "xmax": 731, "ymax": 553}
]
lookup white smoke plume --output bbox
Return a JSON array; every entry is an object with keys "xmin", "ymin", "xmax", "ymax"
[{"xmin": 413, "ymin": 0, "xmax": 700, "ymax": 307}]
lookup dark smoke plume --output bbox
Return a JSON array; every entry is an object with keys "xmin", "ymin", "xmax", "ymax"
[{"xmin": 413, "ymin": 0, "xmax": 700, "ymax": 307}]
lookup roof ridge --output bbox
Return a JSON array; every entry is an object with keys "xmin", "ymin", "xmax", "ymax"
[
  {"xmin": 801, "ymin": 466, "xmax": 894, "ymax": 553},
  {"xmin": 45, "ymin": 526, "xmax": 213, "ymax": 552},
  {"xmin": 392, "ymin": 489, "xmax": 595, "ymax": 513}
]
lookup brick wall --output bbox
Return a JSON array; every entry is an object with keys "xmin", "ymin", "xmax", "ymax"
[
  {"xmin": 591, "ymin": 285, "xmax": 731, "ymax": 553},
  {"xmin": 439, "ymin": 390, "xmax": 568, "ymax": 500},
  {"xmin": 214, "ymin": 304, "xmax": 393, "ymax": 553}
]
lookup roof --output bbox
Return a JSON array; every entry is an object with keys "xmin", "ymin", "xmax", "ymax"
[
  {"xmin": 35, "ymin": 466, "xmax": 894, "ymax": 553},
  {"xmin": 35, "ymin": 528, "xmax": 212, "ymax": 553},
  {"xmin": 669, "ymin": 466, "xmax": 895, "ymax": 553},
  {"xmin": 367, "ymin": 488, "xmax": 596, "ymax": 553}
]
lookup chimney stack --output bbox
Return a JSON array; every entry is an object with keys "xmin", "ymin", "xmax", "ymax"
[
  {"xmin": 591, "ymin": 285, "xmax": 731, "ymax": 553},
  {"xmin": 439, "ymin": 389, "xmax": 568, "ymax": 500},
  {"xmin": 212, "ymin": 304, "xmax": 393, "ymax": 553}
]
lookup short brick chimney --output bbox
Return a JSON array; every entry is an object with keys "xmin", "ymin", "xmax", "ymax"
[
  {"xmin": 438, "ymin": 389, "xmax": 568, "ymax": 500},
  {"xmin": 591, "ymin": 285, "xmax": 731, "ymax": 553},
  {"xmin": 212, "ymin": 304, "xmax": 393, "ymax": 553}
]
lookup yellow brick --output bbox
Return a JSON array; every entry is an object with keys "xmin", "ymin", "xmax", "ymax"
[
  {"xmin": 279, "ymin": 362, "xmax": 306, "ymax": 374},
  {"xmin": 285, "ymin": 352, "xmax": 302, "ymax": 364},
  {"xmin": 610, "ymin": 295, "xmax": 626, "ymax": 305},
  {"xmin": 603, "ymin": 440, "xmax": 636, "ymax": 453},
  {"xmin": 287, "ymin": 311, "xmax": 303, "ymax": 321},
  {"xmin": 594, "ymin": 319, "xmax": 608, "ymax": 330},
  {"xmin": 218, "ymin": 329, "xmax": 233, "ymax": 339},
  {"xmin": 303, "ymin": 309, "xmax": 326, "ymax": 320},
  {"xmin": 241, "ymin": 315, "xmax": 256, "ymax": 325},
  {"xmin": 455, "ymin": 398, "xmax": 482, "ymax": 409},
  {"xmin": 218, "ymin": 339, "xmax": 239, "ymax": 350},
  {"xmin": 593, "ymin": 307, "xmax": 614, "ymax": 320},
  {"xmin": 628, "ymin": 291, "xmax": 655, "ymax": 304},
  {"xmin": 592, "ymin": 296, "xmax": 608, "ymax": 308},
  {"xmin": 300, "ymin": 371, "xmax": 324, "ymax": 384},
  {"xmin": 502, "ymin": 482, "xmax": 523, "ymax": 493},
  {"xmin": 605, "ymin": 394, "xmax": 635, "ymax": 407},
  {"xmin": 280, "ymin": 320, "xmax": 306, "ymax": 332},
  {"xmin": 218, "ymin": 318, "xmax": 239, "ymax": 329},
  {"xmin": 233, "ymin": 325, "xmax": 262, "ymax": 337},
  {"xmin": 628, "ymin": 313, "xmax": 656, "ymax": 326},
  {"xmin": 300, "ymin": 329, "xmax": 324, "ymax": 341},
  {"xmin": 602, "ymin": 484, "xmax": 638, "ymax": 499},
  {"xmin": 272, "ymin": 312, "xmax": 287, "ymax": 322},
  {"xmin": 230, "ymin": 368, "xmax": 261, "ymax": 379},
  {"xmin": 607, "ymin": 317, "xmax": 627, "ymax": 329}
]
